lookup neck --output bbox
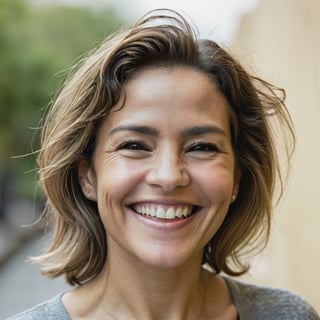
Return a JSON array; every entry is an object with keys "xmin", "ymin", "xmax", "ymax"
[{"xmin": 69, "ymin": 250, "xmax": 207, "ymax": 319}]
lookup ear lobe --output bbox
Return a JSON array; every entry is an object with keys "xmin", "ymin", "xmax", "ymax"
[
  {"xmin": 78, "ymin": 158, "xmax": 97, "ymax": 201},
  {"xmin": 232, "ymin": 167, "xmax": 241, "ymax": 198}
]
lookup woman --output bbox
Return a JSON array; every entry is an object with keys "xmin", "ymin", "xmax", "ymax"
[{"xmin": 10, "ymin": 9, "xmax": 319, "ymax": 320}]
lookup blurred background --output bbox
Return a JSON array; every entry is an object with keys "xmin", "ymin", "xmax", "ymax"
[{"xmin": 0, "ymin": 0, "xmax": 319, "ymax": 317}]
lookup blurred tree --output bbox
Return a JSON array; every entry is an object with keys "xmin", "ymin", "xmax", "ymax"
[{"xmin": 0, "ymin": 0, "xmax": 123, "ymax": 217}]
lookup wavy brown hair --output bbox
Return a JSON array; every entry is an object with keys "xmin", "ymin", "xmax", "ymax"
[{"xmin": 34, "ymin": 9, "xmax": 295, "ymax": 285}]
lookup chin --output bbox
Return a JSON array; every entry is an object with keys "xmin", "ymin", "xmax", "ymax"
[{"xmin": 133, "ymin": 244, "xmax": 203, "ymax": 270}]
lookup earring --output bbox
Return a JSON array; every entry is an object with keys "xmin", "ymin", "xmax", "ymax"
[{"xmin": 231, "ymin": 194, "xmax": 236, "ymax": 203}]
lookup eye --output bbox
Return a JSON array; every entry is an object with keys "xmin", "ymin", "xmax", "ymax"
[
  {"xmin": 188, "ymin": 142, "xmax": 220, "ymax": 153},
  {"xmin": 117, "ymin": 141, "xmax": 151, "ymax": 152}
]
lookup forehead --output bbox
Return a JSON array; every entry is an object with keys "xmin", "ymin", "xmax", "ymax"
[
  {"xmin": 121, "ymin": 66, "xmax": 227, "ymax": 111},
  {"xmin": 97, "ymin": 67, "xmax": 233, "ymax": 138},
  {"xmin": 126, "ymin": 66, "xmax": 217, "ymax": 95}
]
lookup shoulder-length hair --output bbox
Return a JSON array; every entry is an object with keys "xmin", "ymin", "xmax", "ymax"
[{"xmin": 34, "ymin": 9, "xmax": 295, "ymax": 285}]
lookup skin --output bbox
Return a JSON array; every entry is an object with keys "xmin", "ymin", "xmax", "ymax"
[{"xmin": 66, "ymin": 67, "xmax": 239, "ymax": 319}]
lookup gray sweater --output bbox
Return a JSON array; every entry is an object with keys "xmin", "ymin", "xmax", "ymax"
[{"xmin": 7, "ymin": 277, "xmax": 320, "ymax": 319}]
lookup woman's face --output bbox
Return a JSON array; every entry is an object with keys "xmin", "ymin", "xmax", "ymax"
[{"xmin": 79, "ymin": 67, "xmax": 240, "ymax": 269}]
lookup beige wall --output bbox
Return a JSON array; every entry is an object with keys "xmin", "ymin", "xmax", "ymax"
[{"xmin": 233, "ymin": 0, "xmax": 320, "ymax": 313}]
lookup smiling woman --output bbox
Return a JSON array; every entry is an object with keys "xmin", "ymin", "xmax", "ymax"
[
  {"xmin": 8, "ymin": 8, "xmax": 319, "ymax": 320},
  {"xmin": 77, "ymin": 67, "xmax": 237, "ymax": 272}
]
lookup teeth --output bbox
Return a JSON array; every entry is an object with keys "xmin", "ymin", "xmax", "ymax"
[
  {"xmin": 150, "ymin": 207, "xmax": 156, "ymax": 217},
  {"xmin": 176, "ymin": 207, "xmax": 183, "ymax": 218},
  {"xmin": 166, "ymin": 207, "xmax": 175, "ymax": 219},
  {"xmin": 134, "ymin": 205, "xmax": 194, "ymax": 220},
  {"xmin": 183, "ymin": 207, "xmax": 190, "ymax": 218},
  {"xmin": 156, "ymin": 207, "xmax": 166, "ymax": 219}
]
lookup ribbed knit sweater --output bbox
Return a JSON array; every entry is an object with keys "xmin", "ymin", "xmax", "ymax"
[{"xmin": 7, "ymin": 277, "xmax": 320, "ymax": 319}]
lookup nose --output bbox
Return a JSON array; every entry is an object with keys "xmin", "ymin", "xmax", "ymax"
[{"xmin": 145, "ymin": 149, "xmax": 190, "ymax": 192}]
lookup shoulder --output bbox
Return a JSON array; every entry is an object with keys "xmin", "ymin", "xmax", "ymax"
[
  {"xmin": 6, "ymin": 294, "xmax": 70, "ymax": 320},
  {"xmin": 223, "ymin": 276, "xmax": 320, "ymax": 320}
]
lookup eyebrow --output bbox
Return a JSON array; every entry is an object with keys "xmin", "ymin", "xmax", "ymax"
[
  {"xmin": 109, "ymin": 125, "xmax": 158, "ymax": 137},
  {"xmin": 109, "ymin": 124, "xmax": 226, "ymax": 138},
  {"xmin": 181, "ymin": 125, "xmax": 227, "ymax": 138}
]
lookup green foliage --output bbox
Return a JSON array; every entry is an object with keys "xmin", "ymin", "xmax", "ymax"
[{"xmin": 0, "ymin": 0, "xmax": 123, "ymax": 200}]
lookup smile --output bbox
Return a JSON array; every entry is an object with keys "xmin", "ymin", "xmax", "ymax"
[{"xmin": 132, "ymin": 205, "xmax": 198, "ymax": 220}]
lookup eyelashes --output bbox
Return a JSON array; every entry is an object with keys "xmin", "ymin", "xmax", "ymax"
[
  {"xmin": 116, "ymin": 140, "xmax": 222, "ymax": 154},
  {"xmin": 187, "ymin": 142, "xmax": 221, "ymax": 153},
  {"xmin": 117, "ymin": 140, "xmax": 151, "ymax": 152}
]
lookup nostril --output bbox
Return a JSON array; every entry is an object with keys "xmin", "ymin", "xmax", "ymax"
[{"xmin": 145, "ymin": 164, "xmax": 191, "ymax": 192}]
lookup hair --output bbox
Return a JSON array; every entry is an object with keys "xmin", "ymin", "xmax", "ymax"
[{"xmin": 34, "ymin": 9, "xmax": 295, "ymax": 285}]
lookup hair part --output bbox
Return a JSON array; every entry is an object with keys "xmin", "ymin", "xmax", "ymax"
[{"xmin": 34, "ymin": 9, "xmax": 295, "ymax": 285}]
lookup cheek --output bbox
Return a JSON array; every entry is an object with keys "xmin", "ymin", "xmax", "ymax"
[
  {"xmin": 191, "ymin": 164, "xmax": 235, "ymax": 201},
  {"xmin": 95, "ymin": 158, "xmax": 145, "ymax": 205}
]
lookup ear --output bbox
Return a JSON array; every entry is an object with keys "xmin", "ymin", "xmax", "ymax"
[{"xmin": 77, "ymin": 157, "xmax": 97, "ymax": 201}]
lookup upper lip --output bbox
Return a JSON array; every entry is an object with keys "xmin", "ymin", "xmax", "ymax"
[{"xmin": 126, "ymin": 198, "xmax": 200, "ymax": 207}]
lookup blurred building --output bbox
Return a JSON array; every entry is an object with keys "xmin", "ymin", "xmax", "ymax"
[{"xmin": 234, "ymin": 0, "xmax": 320, "ymax": 313}]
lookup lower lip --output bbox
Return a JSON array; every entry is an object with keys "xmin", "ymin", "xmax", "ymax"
[{"xmin": 129, "ymin": 209, "xmax": 197, "ymax": 231}]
